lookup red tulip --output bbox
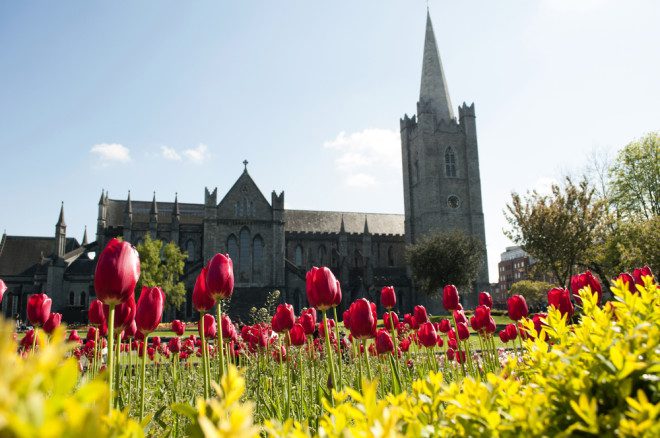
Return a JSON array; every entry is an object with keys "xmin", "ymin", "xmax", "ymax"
[
  {"xmin": 615, "ymin": 272, "xmax": 636, "ymax": 294},
  {"xmin": 199, "ymin": 313, "xmax": 217, "ymax": 339},
  {"xmin": 531, "ymin": 313, "xmax": 548, "ymax": 336},
  {"xmin": 0, "ymin": 278, "xmax": 6, "ymax": 304},
  {"xmin": 453, "ymin": 309, "xmax": 468, "ymax": 325},
  {"xmin": 505, "ymin": 323, "xmax": 518, "ymax": 340},
  {"xmin": 347, "ymin": 299, "xmax": 376, "ymax": 339},
  {"xmin": 306, "ymin": 266, "xmax": 341, "ymax": 311},
  {"xmin": 507, "ymin": 295, "xmax": 528, "ymax": 321},
  {"xmin": 169, "ymin": 337, "xmax": 182, "ymax": 353},
  {"xmin": 135, "ymin": 286, "xmax": 165, "ymax": 335},
  {"xmin": 221, "ymin": 315, "xmax": 236, "ymax": 341},
  {"xmin": 298, "ymin": 309, "xmax": 316, "ymax": 335},
  {"xmin": 400, "ymin": 337, "xmax": 412, "ymax": 352},
  {"xmin": 104, "ymin": 294, "xmax": 136, "ymax": 332},
  {"xmin": 417, "ymin": 322, "xmax": 438, "ymax": 348},
  {"xmin": 125, "ymin": 320, "xmax": 137, "ymax": 338},
  {"xmin": 438, "ymin": 319, "xmax": 451, "ymax": 334},
  {"xmin": 206, "ymin": 253, "xmax": 234, "ymax": 300},
  {"xmin": 94, "ymin": 238, "xmax": 140, "ymax": 305},
  {"xmin": 171, "ymin": 320, "xmax": 186, "ymax": 336},
  {"xmin": 290, "ymin": 323, "xmax": 306, "ymax": 346},
  {"xmin": 21, "ymin": 329, "xmax": 36, "ymax": 349},
  {"xmin": 547, "ymin": 288, "xmax": 574, "ymax": 318},
  {"xmin": 383, "ymin": 311, "xmax": 399, "ymax": 329},
  {"xmin": 473, "ymin": 305, "xmax": 491, "ymax": 332},
  {"xmin": 193, "ymin": 266, "xmax": 215, "ymax": 312},
  {"xmin": 485, "ymin": 317, "xmax": 496, "ymax": 334},
  {"xmin": 456, "ymin": 322, "xmax": 470, "ymax": 341},
  {"xmin": 443, "ymin": 285, "xmax": 460, "ymax": 311},
  {"xmin": 498, "ymin": 330, "xmax": 509, "ymax": 343},
  {"xmin": 272, "ymin": 344, "xmax": 287, "ymax": 363},
  {"xmin": 67, "ymin": 329, "xmax": 80, "ymax": 342},
  {"xmin": 151, "ymin": 336, "xmax": 161, "ymax": 348},
  {"xmin": 43, "ymin": 312, "xmax": 62, "ymax": 334},
  {"xmin": 271, "ymin": 303, "xmax": 295, "ymax": 333},
  {"xmin": 570, "ymin": 271, "xmax": 602, "ymax": 305},
  {"xmin": 88, "ymin": 299, "xmax": 105, "ymax": 326},
  {"xmin": 413, "ymin": 305, "xmax": 429, "ymax": 324},
  {"xmin": 447, "ymin": 348, "xmax": 455, "ymax": 361},
  {"xmin": 375, "ymin": 329, "xmax": 394, "ymax": 355},
  {"xmin": 478, "ymin": 291, "xmax": 493, "ymax": 308},
  {"xmin": 633, "ymin": 266, "xmax": 654, "ymax": 286},
  {"xmin": 380, "ymin": 286, "xmax": 396, "ymax": 309},
  {"xmin": 27, "ymin": 293, "xmax": 52, "ymax": 327}
]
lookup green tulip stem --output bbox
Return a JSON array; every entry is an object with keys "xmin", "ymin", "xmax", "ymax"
[
  {"xmin": 322, "ymin": 312, "xmax": 337, "ymax": 396},
  {"xmin": 107, "ymin": 304, "xmax": 116, "ymax": 414},
  {"xmin": 92, "ymin": 328, "xmax": 99, "ymax": 378},
  {"xmin": 362, "ymin": 339, "xmax": 373, "ymax": 381},
  {"xmin": 199, "ymin": 312, "xmax": 210, "ymax": 399},
  {"xmin": 451, "ymin": 313, "xmax": 467, "ymax": 377},
  {"xmin": 115, "ymin": 332, "xmax": 121, "ymax": 406},
  {"xmin": 217, "ymin": 303, "xmax": 225, "ymax": 382},
  {"xmin": 127, "ymin": 342, "xmax": 133, "ymax": 409},
  {"xmin": 139, "ymin": 333, "xmax": 149, "ymax": 421},
  {"xmin": 31, "ymin": 327, "xmax": 37, "ymax": 355},
  {"xmin": 332, "ymin": 306, "xmax": 342, "ymax": 388}
]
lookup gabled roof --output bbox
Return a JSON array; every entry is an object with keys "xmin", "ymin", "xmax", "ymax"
[
  {"xmin": 0, "ymin": 235, "xmax": 77, "ymax": 276},
  {"xmin": 284, "ymin": 210, "xmax": 404, "ymax": 235}
]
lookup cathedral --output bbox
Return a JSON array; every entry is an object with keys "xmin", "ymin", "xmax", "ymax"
[{"xmin": 0, "ymin": 12, "xmax": 488, "ymax": 322}]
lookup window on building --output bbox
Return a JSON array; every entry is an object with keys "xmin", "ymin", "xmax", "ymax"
[
  {"xmin": 186, "ymin": 240, "xmax": 196, "ymax": 261},
  {"xmin": 387, "ymin": 246, "xmax": 395, "ymax": 267},
  {"xmin": 317, "ymin": 245, "xmax": 327, "ymax": 265},
  {"xmin": 445, "ymin": 147, "xmax": 457, "ymax": 177},
  {"xmin": 80, "ymin": 291, "xmax": 86, "ymax": 307},
  {"xmin": 227, "ymin": 235, "xmax": 239, "ymax": 271},
  {"xmin": 414, "ymin": 159, "xmax": 420, "ymax": 184},
  {"xmin": 239, "ymin": 227, "xmax": 251, "ymax": 281},
  {"xmin": 354, "ymin": 249, "xmax": 363, "ymax": 268},
  {"xmin": 69, "ymin": 291, "xmax": 75, "ymax": 306},
  {"xmin": 294, "ymin": 245, "xmax": 303, "ymax": 267},
  {"xmin": 252, "ymin": 235, "xmax": 263, "ymax": 282}
]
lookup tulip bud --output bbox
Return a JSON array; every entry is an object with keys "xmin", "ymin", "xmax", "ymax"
[
  {"xmin": 199, "ymin": 313, "xmax": 217, "ymax": 339},
  {"xmin": 456, "ymin": 322, "xmax": 470, "ymax": 341},
  {"xmin": 547, "ymin": 288, "xmax": 574, "ymax": 318},
  {"xmin": 570, "ymin": 271, "xmax": 602, "ymax": 305},
  {"xmin": 27, "ymin": 293, "xmax": 52, "ymax": 327},
  {"xmin": 43, "ymin": 312, "xmax": 62, "ymax": 334},
  {"xmin": 94, "ymin": 238, "xmax": 140, "ymax": 305},
  {"xmin": 380, "ymin": 286, "xmax": 396, "ymax": 310},
  {"xmin": 375, "ymin": 329, "xmax": 394, "ymax": 355},
  {"xmin": 632, "ymin": 266, "xmax": 654, "ymax": 286},
  {"xmin": 507, "ymin": 295, "xmax": 528, "ymax": 321},
  {"xmin": 347, "ymin": 299, "xmax": 376, "ymax": 340},
  {"xmin": 193, "ymin": 266, "xmax": 215, "ymax": 312},
  {"xmin": 498, "ymin": 330, "xmax": 509, "ymax": 343},
  {"xmin": 290, "ymin": 323, "xmax": 306, "ymax": 346},
  {"xmin": 413, "ymin": 305, "xmax": 429, "ymax": 324},
  {"xmin": 443, "ymin": 285, "xmax": 460, "ymax": 311},
  {"xmin": 383, "ymin": 311, "xmax": 399, "ymax": 329},
  {"xmin": 171, "ymin": 320, "xmax": 186, "ymax": 337},
  {"xmin": 478, "ymin": 291, "xmax": 493, "ymax": 308},
  {"xmin": 306, "ymin": 267, "xmax": 340, "ymax": 311},
  {"xmin": 206, "ymin": 254, "xmax": 234, "ymax": 301},
  {"xmin": 135, "ymin": 286, "xmax": 165, "ymax": 335},
  {"xmin": 271, "ymin": 303, "xmax": 295, "ymax": 333},
  {"xmin": 417, "ymin": 322, "xmax": 438, "ymax": 348}
]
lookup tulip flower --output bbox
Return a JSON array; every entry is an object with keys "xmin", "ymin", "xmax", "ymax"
[
  {"xmin": 27, "ymin": 293, "xmax": 52, "ymax": 327},
  {"xmin": 615, "ymin": 272, "xmax": 636, "ymax": 294},
  {"xmin": 531, "ymin": 313, "xmax": 548, "ymax": 337},
  {"xmin": 478, "ymin": 291, "xmax": 493, "ymax": 308},
  {"xmin": 88, "ymin": 299, "xmax": 106, "ymax": 326},
  {"xmin": 272, "ymin": 344, "xmax": 287, "ymax": 363},
  {"xmin": 221, "ymin": 315, "xmax": 236, "ymax": 341},
  {"xmin": 633, "ymin": 266, "xmax": 654, "ymax": 286},
  {"xmin": 271, "ymin": 303, "xmax": 295, "ymax": 333},
  {"xmin": 21, "ymin": 329, "xmax": 36, "ymax": 350},
  {"xmin": 570, "ymin": 271, "xmax": 602, "ymax": 305},
  {"xmin": 380, "ymin": 286, "xmax": 396, "ymax": 309},
  {"xmin": 375, "ymin": 329, "xmax": 394, "ymax": 355},
  {"xmin": 505, "ymin": 323, "xmax": 518, "ymax": 341},
  {"xmin": 417, "ymin": 322, "xmax": 438, "ymax": 348},
  {"xmin": 453, "ymin": 309, "xmax": 468, "ymax": 325},
  {"xmin": 383, "ymin": 311, "xmax": 399, "ymax": 329},
  {"xmin": 43, "ymin": 312, "xmax": 62, "ymax": 334},
  {"xmin": 169, "ymin": 337, "xmax": 182, "ymax": 353},
  {"xmin": 290, "ymin": 323, "xmax": 306, "ymax": 346},
  {"xmin": 193, "ymin": 266, "xmax": 215, "ymax": 312},
  {"xmin": 438, "ymin": 319, "xmax": 451, "ymax": 333},
  {"xmin": 135, "ymin": 286, "xmax": 165, "ymax": 335},
  {"xmin": 498, "ymin": 330, "xmax": 509, "ymax": 343},
  {"xmin": 68, "ymin": 329, "xmax": 82, "ymax": 343},
  {"xmin": 347, "ymin": 299, "xmax": 376, "ymax": 340},
  {"xmin": 447, "ymin": 348, "xmax": 455, "ymax": 361},
  {"xmin": 206, "ymin": 254, "xmax": 234, "ymax": 300},
  {"xmin": 0, "ymin": 278, "xmax": 6, "ymax": 304},
  {"xmin": 443, "ymin": 285, "xmax": 460, "ymax": 311},
  {"xmin": 507, "ymin": 295, "xmax": 529, "ymax": 321},
  {"xmin": 104, "ymin": 294, "xmax": 136, "ymax": 332},
  {"xmin": 171, "ymin": 319, "xmax": 185, "ymax": 336},
  {"xmin": 456, "ymin": 322, "xmax": 470, "ymax": 341},
  {"xmin": 547, "ymin": 288, "xmax": 574, "ymax": 318},
  {"xmin": 199, "ymin": 313, "xmax": 217, "ymax": 339},
  {"xmin": 94, "ymin": 238, "xmax": 140, "ymax": 306},
  {"xmin": 413, "ymin": 305, "xmax": 429, "ymax": 324},
  {"xmin": 306, "ymin": 267, "xmax": 340, "ymax": 311}
]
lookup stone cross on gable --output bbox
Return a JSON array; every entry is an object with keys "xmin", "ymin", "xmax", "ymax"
[{"xmin": 243, "ymin": 159, "xmax": 249, "ymax": 171}]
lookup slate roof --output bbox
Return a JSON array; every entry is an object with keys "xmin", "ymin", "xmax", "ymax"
[
  {"xmin": 0, "ymin": 235, "xmax": 77, "ymax": 276},
  {"xmin": 106, "ymin": 199, "xmax": 205, "ymax": 226},
  {"xmin": 284, "ymin": 210, "xmax": 404, "ymax": 235}
]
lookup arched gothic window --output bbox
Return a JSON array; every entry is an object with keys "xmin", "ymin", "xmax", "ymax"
[
  {"xmin": 69, "ymin": 291, "xmax": 75, "ymax": 306},
  {"xmin": 445, "ymin": 147, "xmax": 457, "ymax": 178},
  {"xmin": 80, "ymin": 291, "xmax": 86, "ymax": 307},
  {"xmin": 294, "ymin": 245, "xmax": 303, "ymax": 267},
  {"xmin": 239, "ymin": 227, "xmax": 251, "ymax": 281},
  {"xmin": 186, "ymin": 240, "xmax": 196, "ymax": 261},
  {"xmin": 227, "ymin": 235, "xmax": 239, "ymax": 271},
  {"xmin": 354, "ymin": 249, "xmax": 363, "ymax": 268},
  {"xmin": 317, "ymin": 245, "xmax": 327, "ymax": 266},
  {"xmin": 387, "ymin": 246, "xmax": 395, "ymax": 267},
  {"xmin": 252, "ymin": 235, "xmax": 263, "ymax": 282}
]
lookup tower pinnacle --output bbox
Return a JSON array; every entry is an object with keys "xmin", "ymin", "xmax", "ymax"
[
  {"xmin": 419, "ymin": 10, "xmax": 454, "ymax": 121},
  {"xmin": 57, "ymin": 202, "xmax": 66, "ymax": 227}
]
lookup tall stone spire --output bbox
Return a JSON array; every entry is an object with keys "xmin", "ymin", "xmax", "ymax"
[
  {"xmin": 150, "ymin": 192, "xmax": 158, "ymax": 216},
  {"xmin": 57, "ymin": 202, "xmax": 66, "ymax": 227},
  {"xmin": 419, "ymin": 10, "xmax": 454, "ymax": 121},
  {"xmin": 172, "ymin": 192, "xmax": 181, "ymax": 218},
  {"xmin": 55, "ymin": 202, "xmax": 67, "ymax": 257},
  {"xmin": 82, "ymin": 226, "xmax": 88, "ymax": 246}
]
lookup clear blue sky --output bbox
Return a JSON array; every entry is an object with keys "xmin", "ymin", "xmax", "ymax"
[{"xmin": 1, "ymin": 1, "xmax": 658, "ymax": 282}]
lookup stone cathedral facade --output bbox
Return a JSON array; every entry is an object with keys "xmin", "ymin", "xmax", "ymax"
[{"xmin": 0, "ymin": 12, "xmax": 488, "ymax": 322}]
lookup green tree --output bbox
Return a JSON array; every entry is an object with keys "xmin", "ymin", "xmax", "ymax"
[
  {"xmin": 406, "ymin": 230, "xmax": 485, "ymax": 294},
  {"xmin": 505, "ymin": 178, "xmax": 606, "ymax": 287},
  {"xmin": 509, "ymin": 280, "xmax": 556, "ymax": 308},
  {"xmin": 609, "ymin": 132, "xmax": 659, "ymax": 220},
  {"xmin": 135, "ymin": 233, "xmax": 188, "ymax": 312}
]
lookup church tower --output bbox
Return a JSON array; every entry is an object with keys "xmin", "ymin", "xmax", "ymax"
[{"xmin": 400, "ymin": 11, "xmax": 489, "ymax": 305}]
